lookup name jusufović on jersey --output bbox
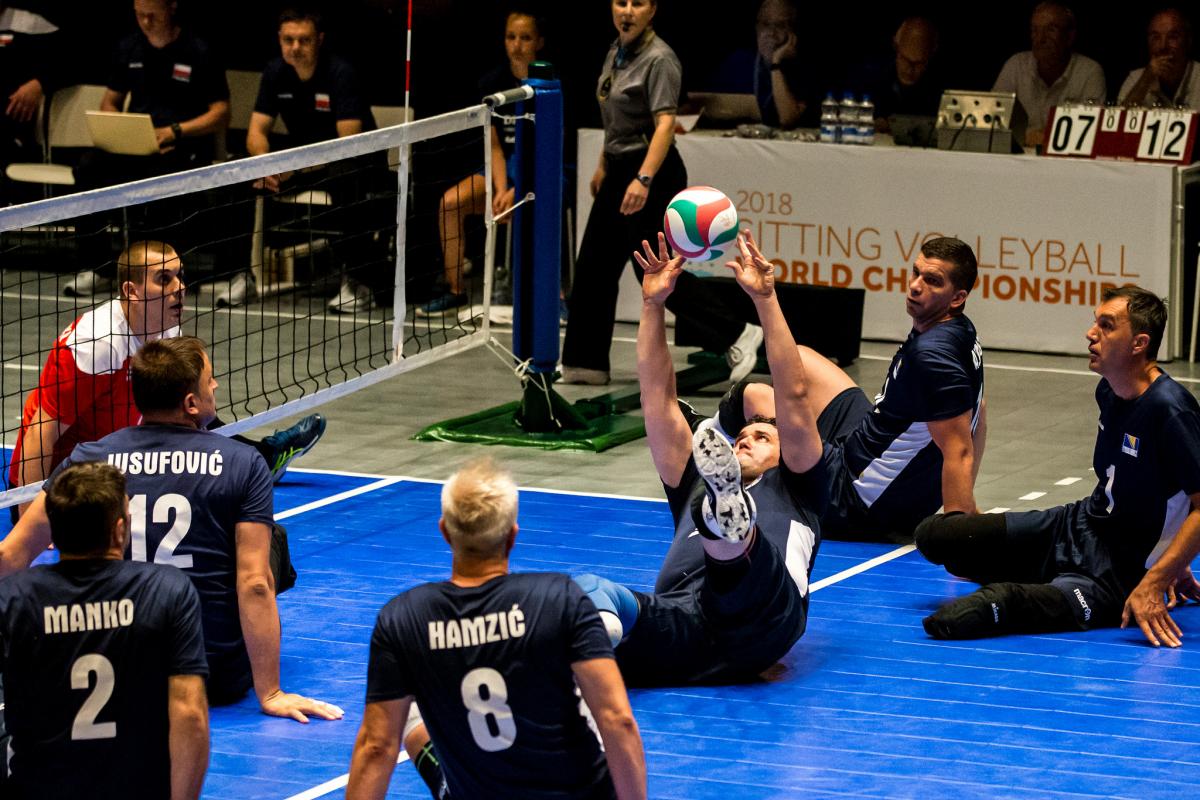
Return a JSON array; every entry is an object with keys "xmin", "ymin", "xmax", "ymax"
[
  {"xmin": 105, "ymin": 449, "xmax": 225, "ymax": 476},
  {"xmin": 43, "ymin": 599, "xmax": 135, "ymax": 634},
  {"xmin": 428, "ymin": 604, "xmax": 527, "ymax": 650}
]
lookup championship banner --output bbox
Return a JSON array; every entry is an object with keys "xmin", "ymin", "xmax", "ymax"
[{"xmin": 577, "ymin": 130, "xmax": 1177, "ymax": 356}]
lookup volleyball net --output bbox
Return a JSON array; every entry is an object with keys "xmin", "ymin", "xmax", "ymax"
[{"xmin": 0, "ymin": 98, "xmax": 526, "ymax": 508}]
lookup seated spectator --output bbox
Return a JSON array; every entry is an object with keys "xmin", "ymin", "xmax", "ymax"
[
  {"xmin": 992, "ymin": 1, "xmax": 1105, "ymax": 148},
  {"xmin": 417, "ymin": 8, "xmax": 544, "ymax": 318},
  {"xmin": 694, "ymin": 0, "xmax": 811, "ymax": 130},
  {"xmin": 219, "ymin": 6, "xmax": 385, "ymax": 314},
  {"xmin": 67, "ymin": 0, "xmax": 230, "ymax": 295},
  {"xmin": 1119, "ymin": 7, "xmax": 1200, "ymax": 109},
  {"xmin": 847, "ymin": 16, "xmax": 945, "ymax": 133},
  {"xmin": 0, "ymin": 4, "xmax": 71, "ymax": 206}
]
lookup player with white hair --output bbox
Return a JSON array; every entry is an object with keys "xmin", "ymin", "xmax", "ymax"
[{"xmin": 347, "ymin": 458, "xmax": 647, "ymax": 800}]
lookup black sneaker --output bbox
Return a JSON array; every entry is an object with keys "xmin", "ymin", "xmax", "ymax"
[
  {"xmin": 262, "ymin": 413, "xmax": 326, "ymax": 484},
  {"xmin": 692, "ymin": 421, "xmax": 755, "ymax": 542}
]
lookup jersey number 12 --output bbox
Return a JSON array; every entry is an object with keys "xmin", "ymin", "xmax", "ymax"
[{"xmin": 129, "ymin": 493, "xmax": 194, "ymax": 568}]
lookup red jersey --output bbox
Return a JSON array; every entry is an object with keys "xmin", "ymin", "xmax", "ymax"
[{"xmin": 8, "ymin": 300, "xmax": 180, "ymax": 487}]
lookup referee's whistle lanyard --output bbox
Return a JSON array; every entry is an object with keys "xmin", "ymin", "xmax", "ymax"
[{"xmin": 598, "ymin": 29, "xmax": 661, "ymax": 172}]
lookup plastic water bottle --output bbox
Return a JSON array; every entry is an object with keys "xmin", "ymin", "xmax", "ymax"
[
  {"xmin": 819, "ymin": 92, "xmax": 839, "ymax": 143},
  {"xmin": 838, "ymin": 91, "xmax": 858, "ymax": 144},
  {"xmin": 858, "ymin": 93, "xmax": 875, "ymax": 146}
]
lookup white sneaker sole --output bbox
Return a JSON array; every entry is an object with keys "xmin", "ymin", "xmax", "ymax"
[{"xmin": 692, "ymin": 425, "xmax": 751, "ymax": 542}]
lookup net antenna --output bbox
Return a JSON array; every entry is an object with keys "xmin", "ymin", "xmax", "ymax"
[{"xmin": 0, "ymin": 103, "xmax": 498, "ymax": 509}]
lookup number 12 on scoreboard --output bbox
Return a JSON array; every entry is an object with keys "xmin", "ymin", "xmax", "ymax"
[
  {"xmin": 1043, "ymin": 105, "xmax": 1198, "ymax": 163},
  {"xmin": 1137, "ymin": 111, "xmax": 1193, "ymax": 160}
]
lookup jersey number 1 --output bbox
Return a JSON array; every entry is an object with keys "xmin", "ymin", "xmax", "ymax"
[{"xmin": 461, "ymin": 667, "xmax": 516, "ymax": 752}]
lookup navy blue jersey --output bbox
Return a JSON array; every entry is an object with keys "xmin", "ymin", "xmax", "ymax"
[
  {"xmin": 661, "ymin": 456, "xmax": 827, "ymax": 598},
  {"xmin": 51, "ymin": 424, "xmax": 274, "ymax": 696},
  {"xmin": 107, "ymin": 30, "xmax": 228, "ymax": 160},
  {"xmin": 367, "ymin": 573, "xmax": 616, "ymax": 799},
  {"xmin": 0, "ymin": 560, "xmax": 206, "ymax": 799},
  {"xmin": 255, "ymin": 54, "xmax": 375, "ymax": 147},
  {"xmin": 842, "ymin": 315, "xmax": 984, "ymax": 530},
  {"xmin": 1080, "ymin": 373, "xmax": 1200, "ymax": 587}
]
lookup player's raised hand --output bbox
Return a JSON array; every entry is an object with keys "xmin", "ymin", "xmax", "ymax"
[
  {"xmin": 261, "ymin": 689, "xmax": 345, "ymax": 723},
  {"xmin": 633, "ymin": 233, "xmax": 683, "ymax": 306},
  {"xmin": 725, "ymin": 230, "xmax": 774, "ymax": 299}
]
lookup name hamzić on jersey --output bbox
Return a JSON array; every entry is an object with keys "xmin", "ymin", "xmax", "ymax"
[{"xmin": 428, "ymin": 603, "xmax": 526, "ymax": 650}]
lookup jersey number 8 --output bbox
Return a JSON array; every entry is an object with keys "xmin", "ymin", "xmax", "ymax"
[{"xmin": 461, "ymin": 667, "xmax": 516, "ymax": 752}]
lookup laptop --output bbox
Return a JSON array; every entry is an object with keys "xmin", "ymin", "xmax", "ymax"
[
  {"xmin": 85, "ymin": 111, "xmax": 162, "ymax": 156},
  {"xmin": 889, "ymin": 114, "xmax": 937, "ymax": 147},
  {"xmin": 687, "ymin": 92, "xmax": 762, "ymax": 125}
]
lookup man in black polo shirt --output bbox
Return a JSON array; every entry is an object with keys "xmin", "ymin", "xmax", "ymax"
[
  {"xmin": 219, "ymin": 6, "xmax": 385, "ymax": 314},
  {"xmin": 0, "ymin": 462, "xmax": 209, "ymax": 799},
  {"xmin": 67, "ymin": 0, "xmax": 230, "ymax": 296}
]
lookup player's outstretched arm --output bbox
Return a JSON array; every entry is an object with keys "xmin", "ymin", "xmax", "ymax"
[
  {"xmin": 346, "ymin": 698, "xmax": 411, "ymax": 800},
  {"xmin": 1123, "ymin": 492, "xmax": 1200, "ymax": 647},
  {"xmin": 0, "ymin": 491, "xmax": 53, "ymax": 577},
  {"xmin": 572, "ymin": 657, "xmax": 647, "ymax": 800},
  {"xmin": 236, "ymin": 521, "xmax": 345, "ymax": 722},
  {"xmin": 928, "ymin": 411, "xmax": 978, "ymax": 515},
  {"xmin": 168, "ymin": 674, "xmax": 210, "ymax": 800},
  {"xmin": 725, "ymin": 231, "xmax": 821, "ymax": 473},
  {"xmin": 633, "ymin": 234, "xmax": 692, "ymax": 487}
]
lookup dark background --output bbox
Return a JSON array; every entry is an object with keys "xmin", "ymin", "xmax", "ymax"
[{"xmin": 46, "ymin": 0, "xmax": 1193, "ymax": 139}]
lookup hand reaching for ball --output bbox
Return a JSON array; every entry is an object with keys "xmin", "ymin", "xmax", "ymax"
[
  {"xmin": 632, "ymin": 233, "xmax": 684, "ymax": 306},
  {"xmin": 726, "ymin": 230, "xmax": 775, "ymax": 299}
]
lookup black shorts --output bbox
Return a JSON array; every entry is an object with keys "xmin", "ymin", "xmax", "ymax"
[
  {"xmin": 615, "ymin": 534, "xmax": 808, "ymax": 686},
  {"xmin": 815, "ymin": 388, "xmax": 876, "ymax": 539},
  {"xmin": 1004, "ymin": 504, "xmax": 1128, "ymax": 629}
]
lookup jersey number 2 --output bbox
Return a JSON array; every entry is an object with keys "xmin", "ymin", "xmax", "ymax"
[
  {"xmin": 71, "ymin": 654, "xmax": 117, "ymax": 740},
  {"xmin": 129, "ymin": 493, "xmax": 194, "ymax": 568},
  {"xmin": 461, "ymin": 667, "xmax": 516, "ymax": 752}
]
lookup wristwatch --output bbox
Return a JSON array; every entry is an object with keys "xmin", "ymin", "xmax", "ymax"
[
  {"xmin": 636, "ymin": 173, "xmax": 653, "ymax": 187},
  {"xmin": 170, "ymin": 122, "xmax": 183, "ymax": 141}
]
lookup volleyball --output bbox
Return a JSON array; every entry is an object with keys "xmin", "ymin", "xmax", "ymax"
[{"xmin": 663, "ymin": 186, "xmax": 740, "ymax": 272}]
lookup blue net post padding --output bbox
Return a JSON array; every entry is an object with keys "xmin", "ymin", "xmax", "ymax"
[{"xmin": 511, "ymin": 77, "xmax": 562, "ymax": 375}]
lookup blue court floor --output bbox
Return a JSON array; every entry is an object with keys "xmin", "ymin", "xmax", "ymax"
[{"xmin": 159, "ymin": 468, "xmax": 1200, "ymax": 800}]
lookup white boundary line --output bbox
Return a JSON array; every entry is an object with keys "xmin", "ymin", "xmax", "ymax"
[
  {"xmin": 286, "ymin": 467, "xmax": 671, "ymax": 505},
  {"xmin": 809, "ymin": 544, "xmax": 916, "ymax": 593},
  {"xmin": 281, "ymin": 752, "xmax": 410, "ymax": 800},
  {"xmin": 275, "ymin": 476, "xmax": 406, "ymax": 520}
]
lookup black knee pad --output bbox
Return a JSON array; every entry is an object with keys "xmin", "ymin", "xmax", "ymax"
[
  {"xmin": 914, "ymin": 511, "xmax": 1006, "ymax": 570},
  {"xmin": 923, "ymin": 582, "xmax": 1078, "ymax": 640}
]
